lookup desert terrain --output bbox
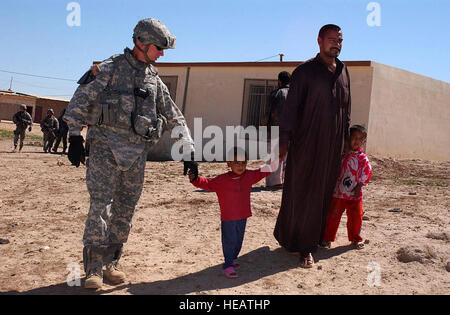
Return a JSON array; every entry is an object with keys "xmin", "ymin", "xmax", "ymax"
[{"xmin": 0, "ymin": 122, "xmax": 449, "ymax": 295}]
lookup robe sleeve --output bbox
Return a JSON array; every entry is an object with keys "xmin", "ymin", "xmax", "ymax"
[
  {"xmin": 280, "ymin": 66, "xmax": 307, "ymax": 142},
  {"xmin": 345, "ymin": 67, "xmax": 352, "ymax": 140}
]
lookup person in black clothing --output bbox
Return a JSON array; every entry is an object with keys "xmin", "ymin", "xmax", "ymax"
[
  {"xmin": 52, "ymin": 108, "xmax": 69, "ymax": 154},
  {"xmin": 261, "ymin": 71, "xmax": 290, "ymax": 188}
]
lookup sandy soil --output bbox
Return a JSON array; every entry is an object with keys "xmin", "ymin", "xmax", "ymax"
[{"xmin": 0, "ymin": 123, "xmax": 449, "ymax": 295}]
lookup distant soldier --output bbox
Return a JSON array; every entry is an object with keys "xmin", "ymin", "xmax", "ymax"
[
  {"xmin": 64, "ymin": 18, "xmax": 197, "ymax": 290},
  {"xmin": 12, "ymin": 104, "xmax": 33, "ymax": 153},
  {"xmin": 40, "ymin": 109, "xmax": 59, "ymax": 153},
  {"xmin": 52, "ymin": 108, "xmax": 69, "ymax": 154}
]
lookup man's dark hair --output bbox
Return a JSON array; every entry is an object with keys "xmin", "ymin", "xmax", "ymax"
[
  {"xmin": 318, "ymin": 24, "xmax": 342, "ymax": 39},
  {"xmin": 278, "ymin": 71, "xmax": 291, "ymax": 86},
  {"xmin": 350, "ymin": 125, "xmax": 367, "ymax": 138}
]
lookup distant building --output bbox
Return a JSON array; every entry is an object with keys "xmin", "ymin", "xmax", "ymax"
[{"xmin": 0, "ymin": 90, "xmax": 69, "ymax": 123}]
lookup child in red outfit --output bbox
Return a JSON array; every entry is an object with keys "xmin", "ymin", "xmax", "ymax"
[
  {"xmin": 322, "ymin": 125, "xmax": 372, "ymax": 249},
  {"xmin": 188, "ymin": 147, "xmax": 271, "ymax": 278}
]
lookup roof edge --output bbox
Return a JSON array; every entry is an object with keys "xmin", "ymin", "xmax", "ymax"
[{"xmin": 153, "ymin": 61, "xmax": 372, "ymax": 67}]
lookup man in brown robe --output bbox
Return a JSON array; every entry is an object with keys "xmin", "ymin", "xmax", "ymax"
[{"xmin": 274, "ymin": 24, "xmax": 351, "ymax": 267}]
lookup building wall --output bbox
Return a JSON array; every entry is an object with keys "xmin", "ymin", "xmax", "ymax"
[
  {"xmin": 347, "ymin": 66, "xmax": 373, "ymax": 129},
  {"xmin": 152, "ymin": 63, "xmax": 374, "ymax": 160},
  {"xmin": 35, "ymin": 98, "xmax": 69, "ymax": 122},
  {"xmin": 367, "ymin": 62, "xmax": 450, "ymax": 161},
  {"xmin": 0, "ymin": 94, "xmax": 36, "ymax": 121}
]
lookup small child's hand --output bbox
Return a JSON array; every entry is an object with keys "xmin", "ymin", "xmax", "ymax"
[
  {"xmin": 352, "ymin": 183, "xmax": 363, "ymax": 197},
  {"xmin": 188, "ymin": 171, "xmax": 196, "ymax": 182}
]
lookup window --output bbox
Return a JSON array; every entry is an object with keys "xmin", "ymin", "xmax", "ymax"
[
  {"xmin": 241, "ymin": 79, "xmax": 278, "ymax": 128},
  {"xmin": 160, "ymin": 76, "xmax": 178, "ymax": 102}
]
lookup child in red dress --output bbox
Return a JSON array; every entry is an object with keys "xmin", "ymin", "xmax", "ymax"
[{"xmin": 322, "ymin": 125, "xmax": 372, "ymax": 249}]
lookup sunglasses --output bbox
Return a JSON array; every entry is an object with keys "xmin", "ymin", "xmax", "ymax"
[{"xmin": 154, "ymin": 44, "xmax": 164, "ymax": 51}]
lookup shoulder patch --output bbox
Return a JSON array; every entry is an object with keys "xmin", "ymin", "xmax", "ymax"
[{"xmin": 77, "ymin": 70, "xmax": 97, "ymax": 85}]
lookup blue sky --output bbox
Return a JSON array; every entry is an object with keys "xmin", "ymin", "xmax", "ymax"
[{"xmin": 0, "ymin": 0, "xmax": 449, "ymax": 98}]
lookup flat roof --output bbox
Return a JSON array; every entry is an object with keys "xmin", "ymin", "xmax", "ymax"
[{"xmin": 154, "ymin": 61, "xmax": 372, "ymax": 67}]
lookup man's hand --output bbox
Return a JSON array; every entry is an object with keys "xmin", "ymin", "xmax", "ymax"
[
  {"xmin": 68, "ymin": 135, "xmax": 86, "ymax": 168},
  {"xmin": 184, "ymin": 160, "xmax": 198, "ymax": 182},
  {"xmin": 183, "ymin": 152, "xmax": 198, "ymax": 181},
  {"xmin": 188, "ymin": 171, "xmax": 196, "ymax": 183}
]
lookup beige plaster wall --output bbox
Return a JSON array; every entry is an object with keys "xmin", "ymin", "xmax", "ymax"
[
  {"xmin": 153, "ymin": 64, "xmax": 374, "ymax": 160},
  {"xmin": 348, "ymin": 67, "xmax": 373, "ymax": 129},
  {"xmin": 367, "ymin": 62, "xmax": 450, "ymax": 161},
  {"xmin": 0, "ymin": 94, "xmax": 36, "ymax": 121}
]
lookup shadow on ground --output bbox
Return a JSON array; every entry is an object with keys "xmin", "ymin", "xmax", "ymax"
[{"xmin": 0, "ymin": 246, "xmax": 303, "ymax": 295}]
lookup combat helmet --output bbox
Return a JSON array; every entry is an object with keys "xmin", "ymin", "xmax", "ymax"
[
  {"xmin": 133, "ymin": 18, "xmax": 176, "ymax": 49},
  {"xmin": 133, "ymin": 18, "xmax": 176, "ymax": 64}
]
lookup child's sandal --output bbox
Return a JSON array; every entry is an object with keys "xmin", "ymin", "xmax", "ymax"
[
  {"xmin": 351, "ymin": 241, "xmax": 365, "ymax": 250},
  {"xmin": 222, "ymin": 266, "xmax": 238, "ymax": 278}
]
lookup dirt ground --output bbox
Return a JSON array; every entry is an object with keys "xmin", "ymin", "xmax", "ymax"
[{"xmin": 0, "ymin": 122, "xmax": 449, "ymax": 295}]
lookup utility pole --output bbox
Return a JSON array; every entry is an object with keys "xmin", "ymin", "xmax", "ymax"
[{"xmin": 9, "ymin": 76, "xmax": 13, "ymax": 91}]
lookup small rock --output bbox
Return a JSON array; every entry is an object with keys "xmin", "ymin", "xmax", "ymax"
[
  {"xmin": 364, "ymin": 239, "xmax": 370, "ymax": 245},
  {"xmin": 317, "ymin": 265, "xmax": 323, "ymax": 270},
  {"xmin": 408, "ymin": 192, "xmax": 417, "ymax": 195},
  {"xmin": 389, "ymin": 208, "xmax": 402, "ymax": 213},
  {"xmin": 426, "ymin": 231, "xmax": 449, "ymax": 241},
  {"xmin": 396, "ymin": 245, "xmax": 437, "ymax": 264},
  {"xmin": 297, "ymin": 284, "xmax": 303, "ymax": 289},
  {"xmin": 362, "ymin": 215, "xmax": 370, "ymax": 221},
  {"xmin": 0, "ymin": 238, "xmax": 10, "ymax": 245}
]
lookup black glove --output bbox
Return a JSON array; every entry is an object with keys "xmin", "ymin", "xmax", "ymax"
[
  {"xmin": 183, "ymin": 152, "xmax": 198, "ymax": 181},
  {"xmin": 28, "ymin": 127, "xmax": 32, "ymax": 132},
  {"xmin": 68, "ymin": 135, "xmax": 86, "ymax": 168}
]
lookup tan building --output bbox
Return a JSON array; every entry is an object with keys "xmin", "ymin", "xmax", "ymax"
[
  {"xmin": 0, "ymin": 90, "xmax": 69, "ymax": 123},
  {"xmin": 149, "ymin": 61, "xmax": 449, "ymax": 161}
]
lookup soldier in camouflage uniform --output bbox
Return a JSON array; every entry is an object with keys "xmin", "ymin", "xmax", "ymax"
[
  {"xmin": 40, "ymin": 109, "xmax": 59, "ymax": 153},
  {"xmin": 63, "ymin": 18, "xmax": 198, "ymax": 290},
  {"xmin": 12, "ymin": 104, "xmax": 33, "ymax": 153}
]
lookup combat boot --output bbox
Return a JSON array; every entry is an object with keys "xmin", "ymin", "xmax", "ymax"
[
  {"xmin": 103, "ymin": 263, "xmax": 126, "ymax": 285},
  {"xmin": 83, "ymin": 245, "xmax": 104, "ymax": 290},
  {"xmin": 85, "ymin": 271, "xmax": 103, "ymax": 289}
]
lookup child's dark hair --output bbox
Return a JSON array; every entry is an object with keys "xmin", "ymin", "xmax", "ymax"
[
  {"xmin": 350, "ymin": 125, "xmax": 367, "ymax": 138},
  {"xmin": 227, "ymin": 146, "xmax": 248, "ymax": 161}
]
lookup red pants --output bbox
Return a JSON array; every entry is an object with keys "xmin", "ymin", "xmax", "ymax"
[{"xmin": 323, "ymin": 198, "xmax": 364, "ymax": 243}]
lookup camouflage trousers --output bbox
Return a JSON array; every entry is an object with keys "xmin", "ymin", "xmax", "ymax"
[
  {"xmin": 13, "ymin": 128, "xmax": 26, "ymax": 149},
  {"xmin": 82, "ymin": 138, "xmax": 147, "ymax": 274},
  {"xmin": 43, "ymin": 131, "xmax": 56, "ymax": 152}
]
